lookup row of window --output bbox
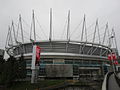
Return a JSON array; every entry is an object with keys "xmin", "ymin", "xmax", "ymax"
[
  {"xmin": 65, "ymin": 60, "xmax": 102, "ymax": 65},
  {"xmin": 26, "ymin": 59, "xmax": 103, "ymax": 67}
]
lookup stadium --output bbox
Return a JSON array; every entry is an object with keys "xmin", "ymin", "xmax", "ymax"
[
  {"xmin": 13, "ymin": 40, "xmax": 111, "ymax": 80},
  {"xmin": 5, "ymin": 10, "xmax": 118, "ymax": 80}
]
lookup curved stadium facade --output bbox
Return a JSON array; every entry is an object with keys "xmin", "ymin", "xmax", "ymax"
[
  {"xmin": 6, "ymin": 11, "xmax": 118, "ymax": 80},
  {"xmin": 13, "ymin": 40, "xmax": 111, "ymax": 80}
]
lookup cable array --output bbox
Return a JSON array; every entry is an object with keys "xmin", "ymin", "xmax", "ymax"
[{"xmin": 5, "ymin": 10, "xmax": 118, "ymax": 56}]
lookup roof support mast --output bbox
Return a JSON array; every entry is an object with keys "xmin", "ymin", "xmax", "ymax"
[
  {"xmin": 12, "ymin": 21, "xmax": 17, "ymax": 44},
  {"xmin": 9, "ymin": 26, "xmax": 13, "ymax": 46},
  {"xmin": 81, "ymin": 14, "xmax": 87, "ymax": 42},
  {"xmin": 30, "ymin": 10, "xmax": 36, "ymax": 42},
  {"xmin": 5, "ymin": 26, "xmax": 10, "ymax": 49},
  {"xmin": 79, "ymin": 15, "xmax": 87, "ymax": 54},
  {"xmin": 67, "ymin": 10, "xmax": 70, "ymax": 41},
  {"xmin": 92, "ymin": 19, "xmax": 101, "ymax": 44},
  {"xmin": 102, "ymin": 23, "xmax": 108, "ymax": 45},
  {"xmin": 66, "ymin": 10, "xmax": 70, "ymax": 52},
  {"xmin": 32, "ymin": 10, "xmax": 36, "ymax": 41},
  {"xmin": 19, "ymin": 14, "xmax": 24, "ymax": 43},
  {"xmin": 19, "ymin": 15, "xmax": 26, "ymax": 55},
  {"xmin": 100, "ymin": 23, "xmax": 108, "ymax": 56},
  {"xmin": 111, "ymin": 29, "xmax": 118, "ymax": 50},
  {"xmin": 5, "ymin": 26, "xmax": 14, "ymax": 56},
  {"xmin": 49, "ymin": 8, "xmax": 52, "ymax": 41}
]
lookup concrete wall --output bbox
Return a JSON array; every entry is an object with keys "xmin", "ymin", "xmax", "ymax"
[{"xmin": 45, "ymin": 64, "xmax": 73, "ymax": 77}]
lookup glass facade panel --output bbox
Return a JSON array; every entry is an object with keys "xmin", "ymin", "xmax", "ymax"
[
  {"xmin": 40, "ymin": 59, "xmax": 53, "ymax": 64},
  {"xmin": 65, "ymin": 60, "xmax": 73, "ymax": 64},
  {"xmin": 26, "ymin": 60, "xmax": 31, "ymax": 67},
  {"xmin": 39, "ymin": 68, "xmax": 46, "ymax": 76},
  {"xmin": 83, "ymin": 60, "xmax": 89, "ymax": 64},
  {"xmin": 27, "ymin": 69, "xmax": 32, "ymax": 75},
  {"xmin": 91, "ymin": 61, "xmax": 97, "ymax": 64},
  {"xmin": 73, "ymin": 65, "xmax": 79, "ymax": 75},
  {"xmin": 74, "ymin": 60, "xmax": 80, "ymax": 64}
]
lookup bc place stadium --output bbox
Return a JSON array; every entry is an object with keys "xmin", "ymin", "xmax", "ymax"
[{"xmin": 5, "ymin": 10, "xmax": 119, "ymax": 81}]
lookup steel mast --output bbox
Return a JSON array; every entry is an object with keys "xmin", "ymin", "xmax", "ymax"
[{"xmin": 49, "ymin": 8, "xmax": 52, "ymax": 42}]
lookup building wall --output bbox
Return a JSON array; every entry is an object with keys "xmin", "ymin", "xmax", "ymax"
[
  {"xmin": 12, "ymin": 41, "xmax": 111, "ymax": 80},
  {"xmin": 45, "ymin": 64, "xmax": 73, "ymax": 77},
  {"xmin": 24, "ymin": 55, "xmax": 109, "ymax": 80}
]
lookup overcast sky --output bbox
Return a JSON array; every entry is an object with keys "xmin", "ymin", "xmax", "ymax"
[{"xmin": 0, "ymin": 0, "xmax": 120, "ymax": 55}]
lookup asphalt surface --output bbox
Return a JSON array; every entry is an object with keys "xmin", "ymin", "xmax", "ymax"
[{"xmin": 108, "ymin": 73, "xmax": 120, "ymax": 90}]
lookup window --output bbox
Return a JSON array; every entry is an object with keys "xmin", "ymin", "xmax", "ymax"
[
  {"xmin": 83, "ymin": 60, "xmax": 89, "ymax": 64},
  {"xmin": 40, "ymin": 59, "xmax": 53, "ymax": 64},
  {"xmin": 65, "ymin": 60, "xmax": 73, "ymax": 64},
  {"xmin": 91, "ymin": 61, "xmax": 97, "ymax": 64},
  {"xmin": 39, "ymin": 68, "xmax": 46, "ymax": 76},
  {"xmin": 44, "ymin": 60, "xmax": 53, "ymax": 64},
  {"xmin": 73, "ymin": 65, "xmax": 79, "ymax": 75},
  {"xmin": 27, "ymin": 69, "xmax": 32, "ymax": 75},
  {"xmin": 74, "ymin": 60, "xmax": 82, "ymax": 64},
  {"xmin": 26, "ymin": 60, "xmax": 31, "ymax": 67}
]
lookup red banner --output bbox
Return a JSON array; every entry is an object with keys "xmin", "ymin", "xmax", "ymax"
[
  {"xmin": 108, "ymin": 53, "xmax": 118, "ymax": 65},
  {"xmin": 108, "ymin": 53, "xmax": 117, "ymax": 61},
  {"xmin": 114, "ymin": 60, "xmax": 118, "ymax": 65},
  {"xmin": 108, "ymin": 54, "xmax": 112, "ymax": 61},
  {"xmin": 112, "ymin": 53, "xmax": 117, "ymax": 60},
  {"xmin": 36, "ymin": 46, "xmax": 41, "ymax": 65}
]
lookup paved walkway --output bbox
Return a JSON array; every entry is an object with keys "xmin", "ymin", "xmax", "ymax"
[
  {"xmin": 108, "ymin": 73, "xmax": 120, "ymax": 90},
  {"xmin": 102, "ymin": 72, "xmax": 120, "ymax": 90}
]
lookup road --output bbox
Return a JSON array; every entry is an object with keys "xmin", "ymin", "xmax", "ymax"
[
  {"xmin": 102, "ymin": 72, "xmax": 120, "ymax": 90},
  {"xmin": 108, "ymin": 73, "xmax": 120, "ymax": 90}
]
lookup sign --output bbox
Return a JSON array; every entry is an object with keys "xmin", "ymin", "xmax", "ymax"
[
  {"xmin": 108, "ymin": 53, "xmax": 117, "ymax": 61},
  {"xmin": 112, "ymin": 53, "xmax": 117, "ymax": 60},
  {"xmin": 108, "ymin": 53, "xmax": 118, "ymax": 65},
  {"xmin": 31, "ymin": 45, "xmax": 41, "ymax": 69},
  {"xmin": 114, "ymin": 60, "xmax": 118, "ymax": 65},
  {"xmin": 36, "ymin": 46, "xmax": 41, "ymax": 65},
  {"xmin": 108, "ymin": 54, "xmax": 112, "ymax": 61}
]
